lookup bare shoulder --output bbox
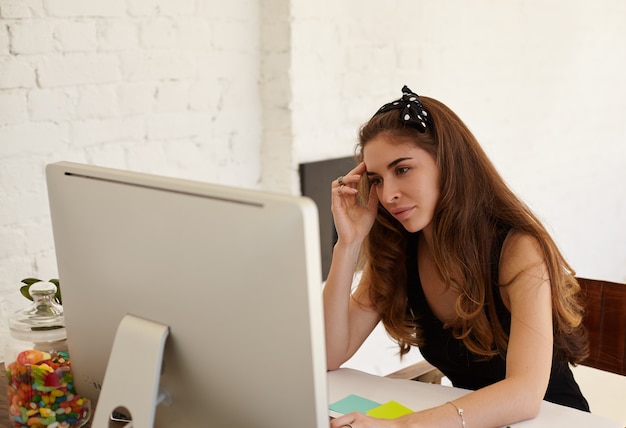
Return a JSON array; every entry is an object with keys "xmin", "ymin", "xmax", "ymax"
[{"xmin": 499, "ymin": 231, "xmax": 549, "ymax": 287}]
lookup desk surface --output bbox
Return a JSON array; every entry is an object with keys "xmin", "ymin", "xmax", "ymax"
[
  {"xmin": 2, "ymin": 363, "xmax": 621, "ymax": 428},
  {"xmin": 328, "ymin": 368, "xmax": 622, "ymax": 428}
]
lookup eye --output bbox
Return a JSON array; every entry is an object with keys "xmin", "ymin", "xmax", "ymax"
[
  {"xmin": 368, "ymin": 176, "xmax": 382, "ymax": 186},
  {"xmin": 396, "ymin": 166, "xmax": 410, "ymax": 176}
]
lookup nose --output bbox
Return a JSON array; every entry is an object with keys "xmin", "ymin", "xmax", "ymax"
[{"xmin": 380, "ymin": 181, "xmax": 400, "ymax": 204}]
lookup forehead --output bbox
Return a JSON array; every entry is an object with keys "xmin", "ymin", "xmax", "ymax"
[{"xmin": 362, "ymin": 135, "xmax": 424, "ymax": 169}]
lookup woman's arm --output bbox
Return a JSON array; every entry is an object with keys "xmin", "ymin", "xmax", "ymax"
[
  {"xmin": 331, "ymin": 232, "xmax": 554, "ymax": 428},
  {"xmin": 324, "ymin": 162, "xmax": 381, "ymax": 370},
  {"xmin": 324, "ymin": 251, "xmax": 380, "ymax": 370},
  {"xmin": 422, "ymin": 232, "xmax": 553, "ymax": 426}
]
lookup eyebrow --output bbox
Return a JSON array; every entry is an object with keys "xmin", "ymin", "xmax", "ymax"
[{"xmin": 366, "ymin": 157, "xmax": 413, "ymax": 176}]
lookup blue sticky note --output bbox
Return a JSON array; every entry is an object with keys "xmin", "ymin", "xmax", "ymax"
[{"xmin": 329, "ymin": 394, "xmax": 382, "ymax": 415}]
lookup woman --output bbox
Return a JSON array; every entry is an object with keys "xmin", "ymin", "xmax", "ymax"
[{"xmin": 325, "ymin": 86, "xmax": 589, "ymax": 428}]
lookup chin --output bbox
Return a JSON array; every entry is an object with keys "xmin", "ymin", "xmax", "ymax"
[
  {"xmin": 401, "ymin": 222, "xmax": 423, "ymax": 234},
  {"xmin": 400, "ymin": 217, "xmax": 432, "ymax": 234}
]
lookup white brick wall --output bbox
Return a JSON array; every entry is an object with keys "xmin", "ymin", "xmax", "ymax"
[
  {"xmin": 0, "ymin": 0, "xmax": 46, "ymax": 20},
  {"xmin": 0, "ymin": 90, "xmax": 27, "ymax": 125},
  {"xmin": 46, "ymin": 0, "xmax": 126, "ymax": 18},
  {"xmin": 0, "ymin": 0, "xmax": 263, "ymax": 305},
  {"xmin": 259, "ymin": 0, "xmax": 293, "ymax": 193},
  {"xmin": 54, "ymin": 21, "xmax": 98, "ymax": 52},
  {"xmin": 0, "ymin": 56, "xmax": 36, "ymax": 88},
  {"xmin": 9, "ymin": 20, "xmax": 54, "ymax": 54}
]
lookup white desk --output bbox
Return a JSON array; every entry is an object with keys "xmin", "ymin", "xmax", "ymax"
[{"xmin": 328, "ymin": 368, "xmax": 622, "ymax": 428}]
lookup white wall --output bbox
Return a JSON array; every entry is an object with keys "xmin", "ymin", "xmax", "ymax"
[
  {"xmin": 0, "ymin": 0, "xmax": 264, "ymax": 296},
  {"xmin": 1, "ymin": 0, "xmax": 625, "ymax": 423}
]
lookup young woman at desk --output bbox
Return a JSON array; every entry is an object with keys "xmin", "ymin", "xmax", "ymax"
[{"xmin": 325, "ymin": 86, "xmax": 589, "ymax": 428}]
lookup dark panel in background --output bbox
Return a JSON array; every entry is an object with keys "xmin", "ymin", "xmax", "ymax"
[{"xmin": 300, "ymin": 156, "xmax": 356, "ymax": 281}]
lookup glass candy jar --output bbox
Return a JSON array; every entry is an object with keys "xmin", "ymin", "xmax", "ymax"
[{"xmin": 5, "ymin": 282, "xmax": 90, "ymax": 428}]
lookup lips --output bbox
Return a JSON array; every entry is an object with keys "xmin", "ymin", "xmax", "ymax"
[{"xmin": 391, "ymin": 206, "xmax": 414, "ymax": 221}]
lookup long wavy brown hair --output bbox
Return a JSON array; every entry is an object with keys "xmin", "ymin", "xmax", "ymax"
[{"xmin": 356, "ymin": 96, "xmax": 588, "ymax": 364}]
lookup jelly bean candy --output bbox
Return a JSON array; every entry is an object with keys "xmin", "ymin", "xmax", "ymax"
[{"xmin": 6, "ymin": 350, "xmax": 91, "ymax": 427}]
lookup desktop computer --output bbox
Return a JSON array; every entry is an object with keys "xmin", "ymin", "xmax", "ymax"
[{"xmin": 46, "ymin": 161, "xmax": 329, "ymax": 427}]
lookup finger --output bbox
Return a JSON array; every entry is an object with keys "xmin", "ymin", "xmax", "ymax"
[
  {"xmin": 352, "ymin": 161, "xmax": 366, "ymax": 175},
  {"xmin": 330, "ymin": 414, "xmax": 355, "ymax": 428},
  {"xmin": 335, "ymin": 185, "xmax": 358, "ymax": 197},
  {"xmin": 334, "ymin": 173, "xmax": 362, "ymax": 188},
  {"xmin": 335, "ymin": 175, "xmax": 360, "ymax": 187},
  {"xmin": 344, "ymin": 162, "xmax": 366, "ymax": 184},
  {"xmin": 334, "ymin": 162, "xmax": 366, "ymax": 187}
]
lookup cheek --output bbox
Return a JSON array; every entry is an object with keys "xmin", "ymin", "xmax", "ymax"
[
  {"xmin": 424, "ymin": 183, "xmax": 440, "ymax": 204},
  {"xmin": 422, "ymin": 170, "xmax": 441, "ymax": 200}
]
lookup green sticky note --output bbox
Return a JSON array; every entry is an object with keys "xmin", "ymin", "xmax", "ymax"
[
  {"xmin": 329, "ymin": 394, "xmax": 381, "ymax": 415},
  {"xmin": 366, "ymin": 400, "xmax": 414, "ymax": 419}
]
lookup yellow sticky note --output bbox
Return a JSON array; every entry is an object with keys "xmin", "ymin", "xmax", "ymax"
[{"xmin": 366, "ymin": 400, "xmax": 413, "ymax": 419}]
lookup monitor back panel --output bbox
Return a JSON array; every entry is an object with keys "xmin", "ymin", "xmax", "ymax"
[{"xmin": 46, "ymin": 162, "xmax": 327, "ymax": 428}]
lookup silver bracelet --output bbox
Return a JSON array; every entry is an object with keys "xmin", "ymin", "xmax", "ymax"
[{"xmin": 447, "ymin": 401, "xmax": 466, "ymax": 428}]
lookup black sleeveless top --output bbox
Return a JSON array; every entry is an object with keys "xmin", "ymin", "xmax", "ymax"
[{"xmin": 405, "ymin": 232, "xmax": 589, "ymax": 411}]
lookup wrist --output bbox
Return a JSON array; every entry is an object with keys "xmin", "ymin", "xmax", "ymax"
[
  {"xmin": 333, "ymin": 237, "xmax": 363, "ymax": 252},
  {"xmin": 332, "ymin": 240, "xmax": 363, "ymax": 266},
  {"xmin": 447, "ymin": 401, "xmax": 466, "ymax": 428}
]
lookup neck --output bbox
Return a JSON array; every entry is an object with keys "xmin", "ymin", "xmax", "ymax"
[{"xmin": 420, "ymin": 224, "xmax": 435, "ymax": 250}]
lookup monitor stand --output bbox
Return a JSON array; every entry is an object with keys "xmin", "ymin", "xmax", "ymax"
[{"xmin": 90, "ymin": 314, "xmax": 170, "ymax": 428}]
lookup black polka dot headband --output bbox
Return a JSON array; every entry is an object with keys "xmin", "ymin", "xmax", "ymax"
[{"xmin": 373, "ymin": 85, "xmax": 430, "ymax": 133}]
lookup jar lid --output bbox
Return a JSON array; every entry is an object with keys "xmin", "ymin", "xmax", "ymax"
[{"xmin": 9, "ymin": 281, "xmax": 67, "ymax": 342}]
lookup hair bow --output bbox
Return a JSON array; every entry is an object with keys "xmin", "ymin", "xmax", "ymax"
[{"xmin": 374, "ymin": 85, "xmax": 429, "ymax": 133}]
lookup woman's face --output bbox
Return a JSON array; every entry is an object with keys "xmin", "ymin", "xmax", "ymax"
[{"xmin": 363, "ymin": 135, "xmax": 440, "ymax": 234}]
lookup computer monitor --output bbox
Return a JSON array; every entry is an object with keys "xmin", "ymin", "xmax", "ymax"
[{"xmin": 45, "ymin": 161, "xmax": 328, "ymax": 427}]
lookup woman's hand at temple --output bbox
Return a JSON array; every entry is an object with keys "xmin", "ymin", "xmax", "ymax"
[{"xmin": 331, "ymin": 162, "xmax": 379, "ymax": 247}]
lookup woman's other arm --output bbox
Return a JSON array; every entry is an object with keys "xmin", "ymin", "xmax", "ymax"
[{"xmin": 331, "ymin": 232, "xmax": 554, "ymax": 428}]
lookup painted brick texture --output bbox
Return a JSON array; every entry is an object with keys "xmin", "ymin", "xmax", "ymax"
[{"xmin": 0, "ymin": 0, "xmax": 262, "ymax": 300}]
